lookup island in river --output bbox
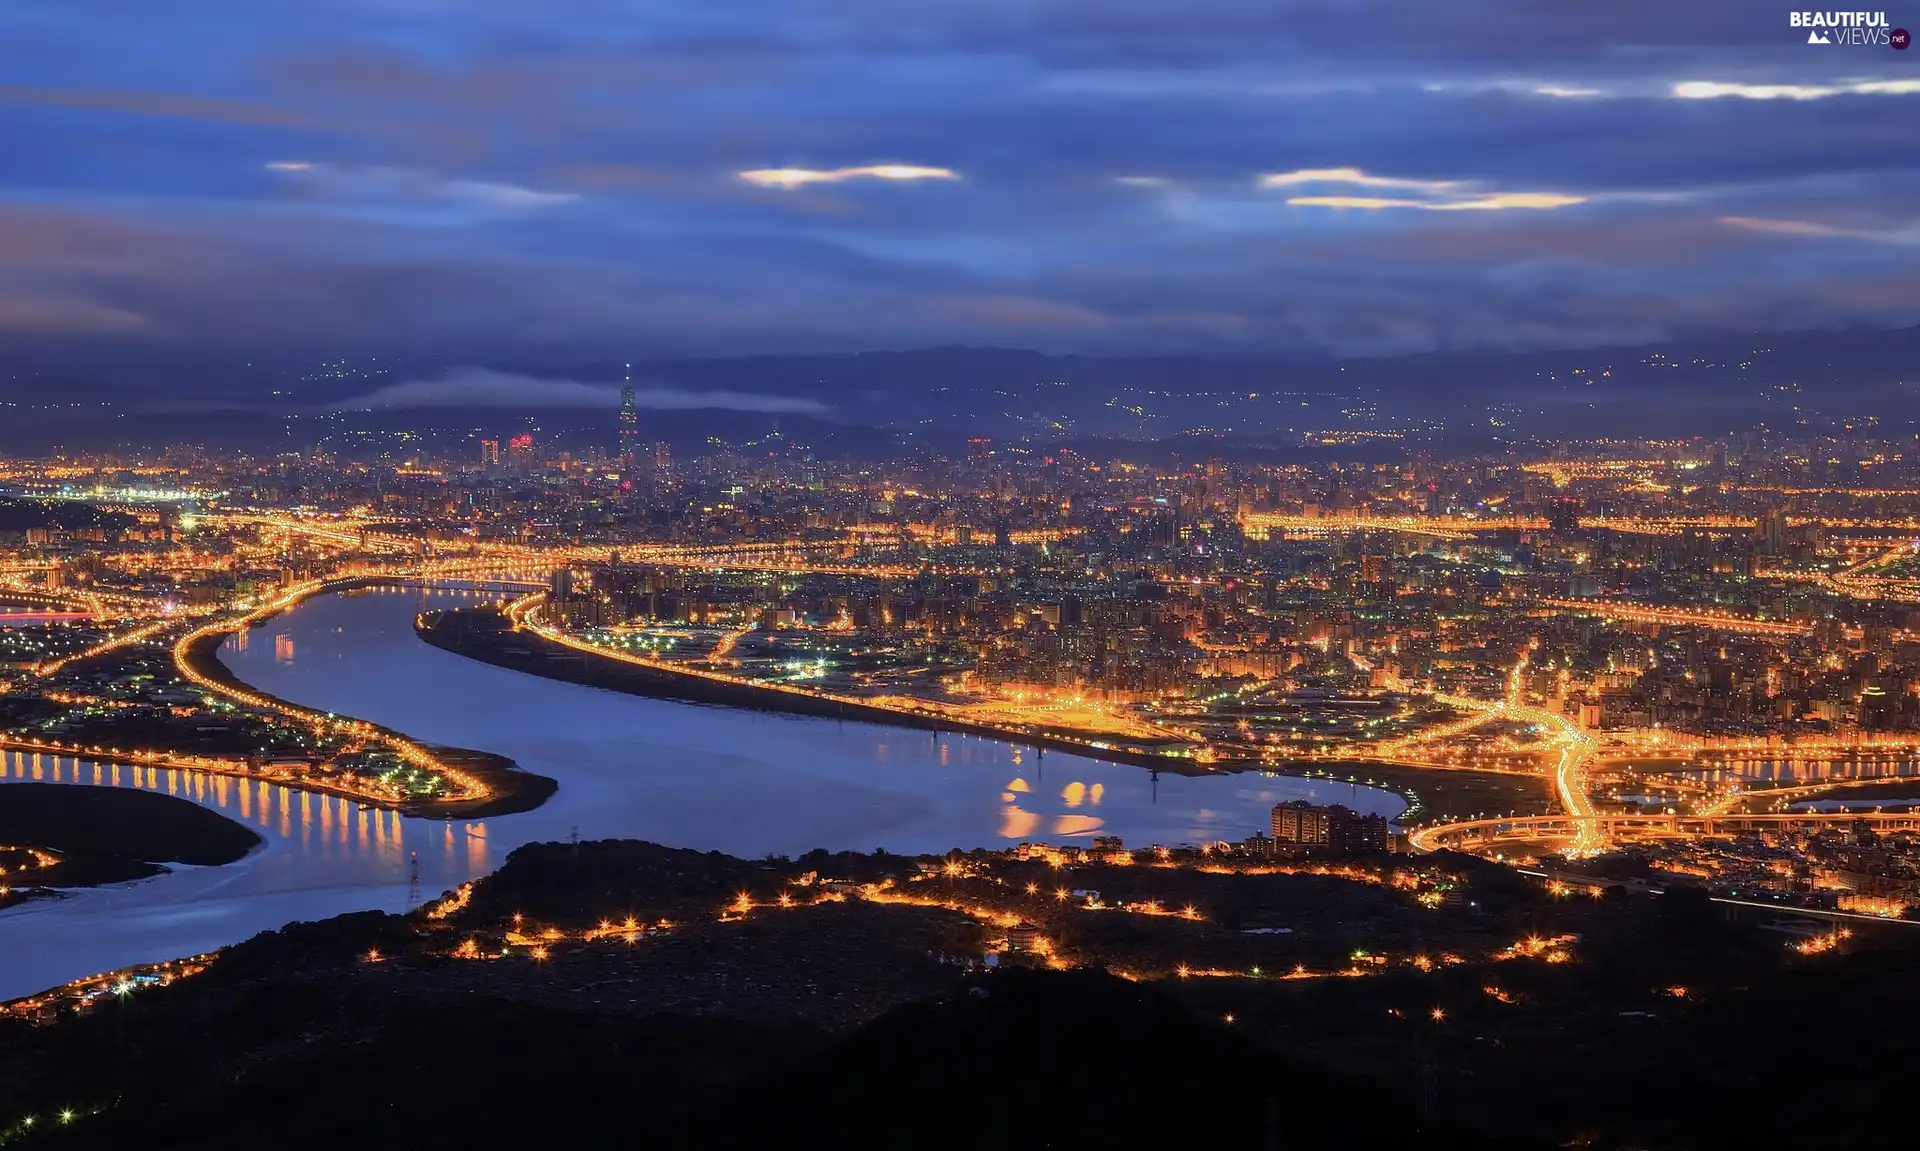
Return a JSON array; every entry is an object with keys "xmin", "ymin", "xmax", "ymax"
[
  {"xmin": 0, "ymin": 783, "xmax": 262, "ymax": 908},
  {"xmin": 417, "ymin": 601, "xmax": 1546, "ymax": 823}
]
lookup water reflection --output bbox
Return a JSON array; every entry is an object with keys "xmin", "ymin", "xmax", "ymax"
[
  {"xmin": 0, "ymin": 750, "xmax": 490, "ymax": 870},
  {"xmin": 1665, "ymin": 756, "xmax": 1920, "ymax": 787},
  {"xmin": 0, "ymin": 745, "xmax": 509, "ymax": 1000},
  {"xmin": 0, "ymin": 583, "xmax": 1405, "ymax": 999},
  {"xmin": 221, "ymin": 584, "xmax": 1404, "ymax": 859}
]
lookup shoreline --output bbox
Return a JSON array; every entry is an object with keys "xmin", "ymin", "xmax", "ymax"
[
  {"xmin": 178, "ymin": 606, "xmax": 557, "ymax": 821},
  {"xmin": 0, "ymin": 734, "xmax": 546, "ymax": 824},
  {"xmin": 418, "ymin": 605, "xmax": 1228, "ymax": 777},
  {"xmin": 412, "ymin": 604, "xmax": 1512, "ymax": 823},
  {"xmin": 0, "ymin": 781, "xmax": 263, "ymax": 909},
  {"xmin": 187, "ymin": 582, "xmax": 1529, "ymax": 830}
]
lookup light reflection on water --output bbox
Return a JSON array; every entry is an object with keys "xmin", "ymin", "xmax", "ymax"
[
  {"xmin": 1661, "ymin": 757, "xmax": 1920, "ymax": 786},
  {"xmin": 0, "ymin": 583, "xmax": 1403, "ymax": 998},
  {"xmin": 0, "ymin": 746, "xmax": 502, "ymax": 1000},
  {"xmin": 222, "ymin": 585, "xmax": 1403, "ymax": 853},
  {"xmin": 0, "ymin": 751, "xmax": 449, "ymax": 861}
]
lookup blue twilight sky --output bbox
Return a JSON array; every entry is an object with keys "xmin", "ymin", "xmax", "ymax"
[{"xmin": 1, "ymin": 0, "xmax": 1917, "ymax": 364}]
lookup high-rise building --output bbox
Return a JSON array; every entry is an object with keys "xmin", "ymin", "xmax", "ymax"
[
  {"xmin": 479, "ymin": 439, "xmax": 500, "ymax": 468},
  {"xmin": 1271, "ymin": 801, "xmax": 1330, "ymax": 844},
  {"xmin": 618, "ymin": 364, "xmax": 639, "ymax": 470},
  {"xmin": 1546, "ymin": 497, "xmax": 1581, "ymax": 534},
  {"xmin": 653, "ymin": 441, "xmax": 672, "ymax": 471},
  {"xmin": 1327, "ymin": 807, "xmax": 1390, "ymax": 852},
  {"xmin": 1757, "ymin": 507, "xmax": 1789, "ymax": 556},
  {"xmin": 1270, "ymin": 800, "xmax": 1390, "ymax": 853},
  {"xmin": 507, "ymin": 433, "xmax": 535, "ymax": 471}
]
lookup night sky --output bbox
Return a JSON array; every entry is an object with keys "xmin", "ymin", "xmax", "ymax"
[{"xmin": 2, "ymin": 1, "xmax": 1917, "ymax": 364}]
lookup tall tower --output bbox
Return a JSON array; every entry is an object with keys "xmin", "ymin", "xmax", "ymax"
[{"xmin": 617, "ymin": 363, "xmax": 639, "ymax": 470}]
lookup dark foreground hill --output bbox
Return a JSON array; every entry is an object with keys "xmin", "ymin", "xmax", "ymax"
[
  {"xmin": 7, "ymin": 839, "xmax": 1920, "ymax": 1150},
  {"xmin": 6, "ymin": 966, "xmax": 1524, "ymax": 1151}
]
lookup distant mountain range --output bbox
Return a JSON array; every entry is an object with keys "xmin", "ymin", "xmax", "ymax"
[{"xmin": 3, "ymin": 325, "xmax": 1916, "ymax": 457}]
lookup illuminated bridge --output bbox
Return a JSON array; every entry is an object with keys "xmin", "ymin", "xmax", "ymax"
[
  {"xmin": 1537, "ymin": 598, "xmax": 1815, "ymax": 637},
  {"xmin": 1410, "ymin": 810, "xmax": 1920, "ymax": 854},
  {"xmin": 0, "ymin": 588, "xmax": 103, "ymax": 618}
]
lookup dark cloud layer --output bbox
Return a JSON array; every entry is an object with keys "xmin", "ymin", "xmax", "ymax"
[{"xmin": 0, "ymin": 0, "xmax": 1916, "ymax": 363}]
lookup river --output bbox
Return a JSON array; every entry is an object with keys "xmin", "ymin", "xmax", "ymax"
[{"xmin": 0, "ymin": 585, "xmax": 1402, "ymax": 998}]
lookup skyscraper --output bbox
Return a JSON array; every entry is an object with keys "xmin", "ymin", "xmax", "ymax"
[
  {"xmin": 507, "ymin": 433, "xmax": 535, "ymax": 472},
  {"xmin": 617, "ymin": 364, "xmax": 639, "ymax": 470},
  {"xmin": 1757, "ymin": 507, "xmax": 1789, "ymax": 556}
]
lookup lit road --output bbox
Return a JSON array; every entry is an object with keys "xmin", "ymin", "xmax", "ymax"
[
  {"xmin": 1410, "ymin": 809, "xmax": 1920, "ymax": 853},
  {"xmin": 1538, "ymin": 598, "xmax": 1814, "ymax": 638},
  {"xmin": 171, "ymin": 570, "xmax": 492, "ymax": 803},
  {"xmin": 1429, "ymin": 668, "xmax": 1608, "ymax": 856}
]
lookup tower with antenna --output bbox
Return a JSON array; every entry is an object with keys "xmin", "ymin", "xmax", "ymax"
[{"xmin": 617, "ymin": 363, "xmax": 639, "ymax": 471}]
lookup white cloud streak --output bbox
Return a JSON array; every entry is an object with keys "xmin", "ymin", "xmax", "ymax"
[
  {"xmin": 1721, "ymin": 215, "xmax": 1920, "ymax": 245},
  {"xmin": 738, "ymin": 164, "xmax": 957, "ymax": 189},
  {"xmin": 1258, "ymin": 167, "xmax": 1459, "ymax": 192},
  {"xmin": 264, "ymin": 162, "xmax": 578, "ymax": 211},
  {"xmin": 1267, "ymin": 168, "xmax": 1585, "ymax": 212},
  {"xmin": 1673, "ymin": 79, "xmax": 1920, "ymax": 100}
]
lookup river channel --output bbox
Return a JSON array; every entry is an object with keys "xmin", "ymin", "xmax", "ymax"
[{"xmin": 0, "ymin": 585, "xmax": 1403, "ymax": 998}]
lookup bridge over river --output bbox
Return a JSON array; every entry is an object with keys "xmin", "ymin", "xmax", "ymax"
[{"xmin": 1409, "ymin": 810, "xmax": 1920, "ymax": 853}]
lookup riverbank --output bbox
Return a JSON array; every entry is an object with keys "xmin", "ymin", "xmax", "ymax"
[
  {"xmin": 1767, "ymin": 778, "xmax": 1920, "ymax": 810},
  {"xmin": 414, "ymin": 605, "xmax": 1556, "ymax": 826},
  {"xmin": 0, "ymin": 782, "xmax": 261, "ymax": 908},
  {"xmin": 179, "ymin": 630, "xmax": 555, "ymax": 820},
  {"xmin": 1295, "ymin": 761, "xmax": 1552, "ymax": 824},
  {"xmin": 420, "ymin": 605, "xmax": 1224, "ymax": 778}
]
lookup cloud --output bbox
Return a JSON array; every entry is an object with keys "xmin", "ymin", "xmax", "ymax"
[
  {"xmin": 738, "ymin": 164, "xmax": 959, "ymax": 189},
  {"xmin": 8, "ymin": 0, "xmax": 1920, "ymax": 362},
  {"xmin": 1259, "ymin": 168, "xmax": 1583, "ymax": 211},
  {"xmin": 1258, "ymin": 168, "xmax": 1459, "ymax": 193},
  {"xmin": 1428, "ymin": 192, "xmax": 1587, "ymax": 211},
  {"xmin": 264, "ymin": 162, "xmax": 578, "ymax": 215},
  {"xmin": 334, "ymin": 367, "xmax": 830, "ymax": 412},
  {"xmin": 1283, "ymin": 195, "xmax": 1430, "ymax": 210},
  {"xmin": 1720, "ymin": 216, "xmax": 1920, "ymax": 246},
  {"xmin": 0, "ymin": 294, "xmax": 151, "ymax": 334},
  {"xmin": 1673, "ymin": 79, "xmax": 1920, "ymax": 101}
]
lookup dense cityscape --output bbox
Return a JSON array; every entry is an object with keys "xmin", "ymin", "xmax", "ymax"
[
  {"xmin": 10, "ymin": 396, "xmax": 1920, "ymax": 1143},
  {"xmin": 15, "ymin": 406, "xmax": 1920, "ymax": 866},
  {"xmin": 6, "ymin": 359, "xmax": 1920, "ymax": 1140}
]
